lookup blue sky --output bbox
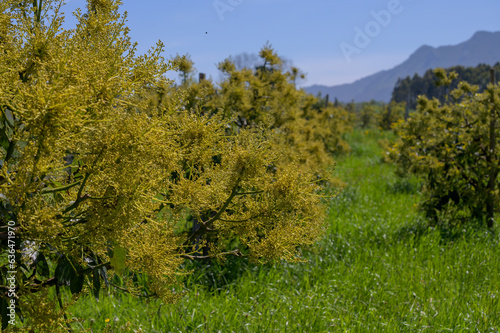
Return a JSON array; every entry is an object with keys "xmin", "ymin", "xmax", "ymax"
[{"xmin": 61, "ymin": 0, "xmax": 500, "ymax": 87}]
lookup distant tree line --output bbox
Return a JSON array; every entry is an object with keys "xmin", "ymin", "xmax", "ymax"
[{"xmin": 392, "ymin": 62, "xmax": 500, "ymax": 109}]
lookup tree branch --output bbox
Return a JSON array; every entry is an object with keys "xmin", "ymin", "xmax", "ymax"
[
  {"xmin": 182, "ymin": 177, "xmax": 243, "ymax": 246},
  {"xmin": 109, "ymin": 282, "xmax": 157, "ymax": 298},
  {"xmin": 219, "ymin": 215, "xmax": 261, "ymax": 223},
  {"xmin": 235, "ymin": 190, "xmax": 264, "ymax": 196},
  {"xmin": 41, "ymin": 180, "xmax": 81, "ymax": 194},
  {"xmin": 180, "ymin": 249, "xmax": 244, "ymax": 260}
]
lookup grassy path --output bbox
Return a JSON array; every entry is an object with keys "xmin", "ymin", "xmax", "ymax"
[{"xmin": 70, "ymin": 130, "xmax": 500, "ymax": 332}]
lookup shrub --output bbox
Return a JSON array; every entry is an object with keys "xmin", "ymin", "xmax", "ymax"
[{"xmin": 389, "ymin": 69, "xmax": 500, "ymax": 227}]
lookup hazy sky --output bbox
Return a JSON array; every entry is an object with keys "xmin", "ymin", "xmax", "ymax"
[{"xmin": 61, "ymin": 0, "xmax": 500, "ymax": 87}]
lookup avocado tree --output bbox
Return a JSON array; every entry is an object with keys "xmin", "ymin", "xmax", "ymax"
[
  {"xmin": 0, "ymin": 1, "xmax": 328, "ymax": 330},
  {"xmin": 389, "ymin": 69, "xmax": 500, "ymax": 227},
  {"xmin": 170, "ymin": 43, "xmax": 353, "ymax": 174}
]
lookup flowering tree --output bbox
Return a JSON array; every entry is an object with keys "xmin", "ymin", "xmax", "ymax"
[
  {"xmin": 389, "ymin": 69, "xmax": 499, "ymax": 227},
  {"xmin": 0, "ymin": 1, "xmax": 329, "ymax": 330}
]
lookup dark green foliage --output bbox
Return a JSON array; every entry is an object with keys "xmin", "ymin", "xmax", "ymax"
[
  {"xmin": 378, "ymin": 101, "xmax": 405, "ymax": 130},
  {"xmin": 343, "ymin": 100, "xmax": 405, "ymax": 131},
  {"xmin": 392, "ymin": 62, "xmax": 500, "ymax": 109}
]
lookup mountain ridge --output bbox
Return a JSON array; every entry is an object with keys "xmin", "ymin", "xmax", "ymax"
[{"xmin": 304, "ymin": 31, "xmax": 500, "ymax": 102}]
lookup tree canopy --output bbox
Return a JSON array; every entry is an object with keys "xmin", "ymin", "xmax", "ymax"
[
  {"xmin": 392, "ymin": 63, "xmax": 500, "ymax": 110},
  {"xmin": 0, "ymin": 1, "xmax": 346, "ymax": 330}
]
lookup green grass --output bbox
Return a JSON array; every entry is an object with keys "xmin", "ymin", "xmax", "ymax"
[{"xmin": 67, "ymin": 129, "xmax": 500, "ymax": 332}]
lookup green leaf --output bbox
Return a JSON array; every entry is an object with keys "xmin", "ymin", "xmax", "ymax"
[
  {"xmin": 55, "ymin": 255, "xmax": 78, "ymax": 286},
  {"xmin": 110, "ymin": 245, "xmax": 127, "ymax": 275},
  {"xmin": 93, "ymin": 269, "xmax": 101, "ymax": 300},
  {"xmin": 0, "ymin": 126, "xmax": 9, "ymax": 151},
  {"xmin": 0, "ymin": 296, "xmax": 8, "ymax": 330},
  {"xmin": 54, "ymin": 254, "xmax": 86, "ymax": 294},
  {"xmin": 100, "ymin": 266, "xmax": 109, "ymax": 289},
  {"xmin": 54, "ymin": 255, "xmax": 72, "ymax": 285},
  {"xmin": 36, "ymin": 253, "xmax": 50, "ymax": 278},
  {"xmin": 69, "ymin": 273, "xmax": 85, "ymax": 295}
]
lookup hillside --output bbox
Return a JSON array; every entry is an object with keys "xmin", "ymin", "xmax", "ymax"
[{"xmin": 305, "ymin": 31, "xmax": 500, "ymax": 102}]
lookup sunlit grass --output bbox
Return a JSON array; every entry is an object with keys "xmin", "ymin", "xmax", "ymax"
[{"xmin": 68, "ymin": 129, "xmax": 500, "ymax": 332}]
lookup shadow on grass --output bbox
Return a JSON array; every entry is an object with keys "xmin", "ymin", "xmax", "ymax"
[
  {"xmin": 386, "ymin": 177, "xmax": 422, "ymax": 195},
  {"xmin": 393, "ymin": 216, "xmax": 498, "ymax": 245},
  {"xmin": 181, "ymin": 255, "xmax": 260, "ymax": 292}
]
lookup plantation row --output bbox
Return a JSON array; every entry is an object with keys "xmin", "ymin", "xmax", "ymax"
[{"xmin": 0, "ymin": 0, "xmax": 499, "ymax": 331}]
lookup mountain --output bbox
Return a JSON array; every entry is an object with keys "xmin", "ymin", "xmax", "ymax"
[{"xmin": 304, "ymin": 31, "xmax": 500, "ymax": 102}]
